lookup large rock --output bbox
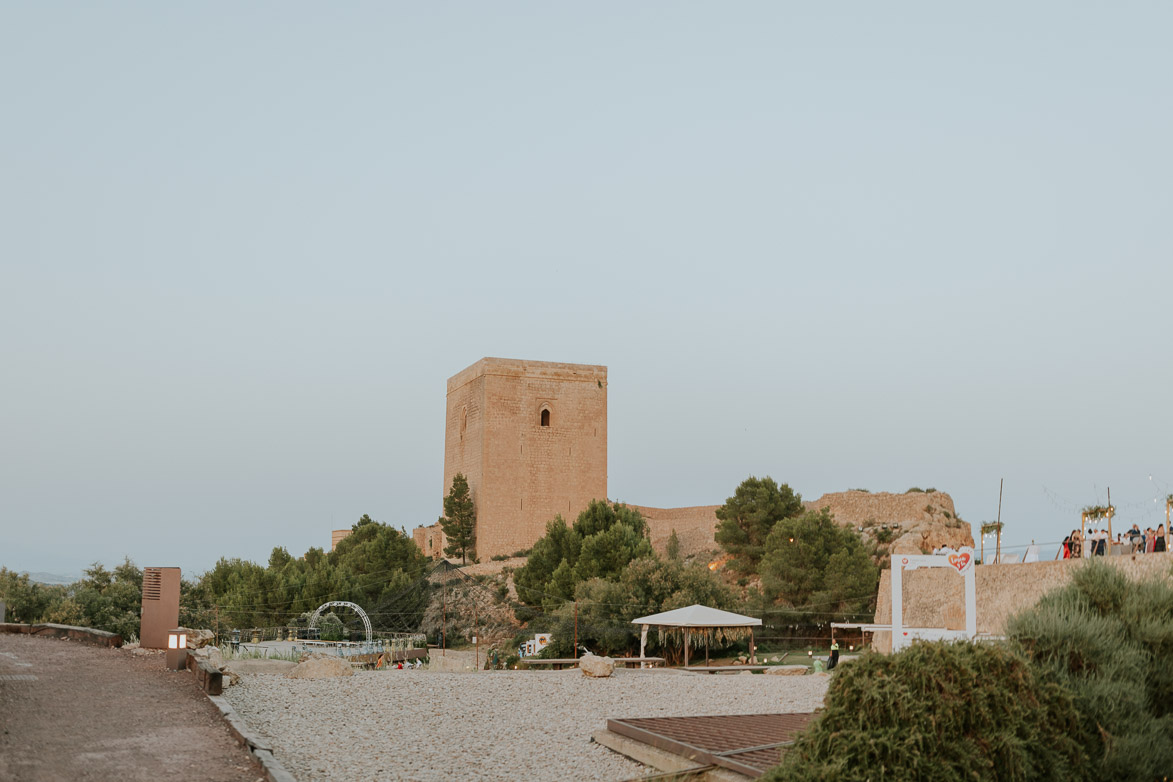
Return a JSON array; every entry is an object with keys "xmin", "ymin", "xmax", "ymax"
[
  {"xmin": 183, "ymin": 628, "xmax": 216, "ymax": 649},
  {"xmin": 808, "ymin": 490, "xmax": 974, "ymax": 556},
  {"xmin": 285, "ymin": 655, "xmax": 354, "ymax": 679},
  {"xmin": 191, "ymin": 645, "xmax": 225, "ymax": 670},
  {"xmin": 579, "ymin": 653, "xmax": 615, "ymax": 678},
  {"xmin": 764, "ymin": 665, "xmax": 809, "ymax": 676}
]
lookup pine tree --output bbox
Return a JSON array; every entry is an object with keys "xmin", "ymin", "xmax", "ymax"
[{"xmin": 440, "ymin": 473, "xmax": 477, "ymax": 564}]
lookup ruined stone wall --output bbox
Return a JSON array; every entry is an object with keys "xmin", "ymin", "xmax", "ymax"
[
  {"xmin": 442, "ymin": 358, "xmax": 607, "ymax": 559},
  {"xmin": 412, "ymin": 523, "xmax": 446, "ymax": 561},
  {"xmin": 871, "ymin": 551, "xmax": 1173, "ymax": 652}
]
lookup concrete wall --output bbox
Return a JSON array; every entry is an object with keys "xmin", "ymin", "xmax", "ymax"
[
  {"xmin": 442, "ymin": 357, "xmax": 608, "ymax": 559},
  {"xmin": 872, "ymin": 551, "xmax": 1173, "ymax": 652}
]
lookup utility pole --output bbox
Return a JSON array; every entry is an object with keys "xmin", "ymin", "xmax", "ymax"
[{"xmin": 996, "ymin": 478, "xmax": 1003, "ymax": 564}]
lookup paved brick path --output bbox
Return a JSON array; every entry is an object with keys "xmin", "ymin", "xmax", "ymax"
[{"xmin": 0, "ymin": 633, "xmax": 264, "ymax": 782}]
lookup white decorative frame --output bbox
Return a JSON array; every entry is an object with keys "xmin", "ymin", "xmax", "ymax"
[{"xmin": 891, "ymin": 546, "xmax": 977, "ymax": 652}]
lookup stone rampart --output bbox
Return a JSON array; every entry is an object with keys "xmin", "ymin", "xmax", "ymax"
[
  {"xmin": 871, "ymin": 551, "xmax": 1173, "ymax": 652},
  {"xmin": 629, "ymin": 504, "xmax": 723, "ymax": 558}
]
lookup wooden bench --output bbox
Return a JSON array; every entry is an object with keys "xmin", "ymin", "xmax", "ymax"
[
  {"xmin": 518, "ymin": 658, "xmax": 581, "ymax": 670},
  {"xmin": 519, "ymin": 656, "xmax": 666, "ymax": 670},
  {"xmin": 682, "ymin": 664, "xmax": 774, "ymax": 674}
]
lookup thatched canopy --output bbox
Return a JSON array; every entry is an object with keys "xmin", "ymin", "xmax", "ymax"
[{"xmin": 632, "ymin": 605, "xmax": 761, "ymax": 663}]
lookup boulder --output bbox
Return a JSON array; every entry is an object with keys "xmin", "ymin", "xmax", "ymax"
[
  {"xmin": 191, "ymin": 645, "xmax": 225, "ymax": 670},
  {"xmin": 285, "ymin": 655, "xmax": 354, "ymax": 679},
  {"xmin": 579, "ymin": 653, "xmax": 615, "ymax": 678},
  {"xmin": 184, "ymin": 628, "xmax": 216, "ymax": 649},
  {"xmin": 764, "ymin": 665, "xmax": 809, "ymax": 676}
]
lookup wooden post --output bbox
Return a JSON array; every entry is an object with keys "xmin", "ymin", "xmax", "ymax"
[
  {"xmin": 684, "ymin": 629, "xmax": 690, "ymax": 667},
  {"xmin": 749, "ymin": 628, "xmax": 755, "ymax": 665},
  {"xmin": 573, "ymin": 601, "xmax": 578, "ymax": 659},
  {"xmin": 995, "ymin": 478, "xmax": 1003, "ymax": 563},
  {"xmin": 1166, "ymin": 498, "xmax": 1171, "ymax": 549},
  {"xmin": 705, "ymin": 632, "xmax": 709, "ymax": 666},
  {"xmin": 1080, "ymin": 512, "xmax": 1087, "ymax": 558},
  {"xmin": 442, "ymin": 583, "xmax": 446, "ymax": 656},
  {"xmin": 474, "ymin": 596, "xmax": 479, "ymax": 672}
]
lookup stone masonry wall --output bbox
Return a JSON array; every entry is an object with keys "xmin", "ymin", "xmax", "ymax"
[
  {"xmin": 871, "ymin": 551, "xmax": 1173, "ymax": 652},
  {"xmin": 413, "ymin": 524, "xmax": 446, "ymax": 561},
  {"xmin": 443, "ymin": 358, "xmax": 608, "ymax": 560},
  {"xmin": 630, "ymin": 504, "xmax": 723, "ymax": 558}
]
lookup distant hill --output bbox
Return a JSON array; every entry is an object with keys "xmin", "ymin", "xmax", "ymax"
[{"xmin": 23, "ymin": 571, "xmax": 78, "ymax": 586}]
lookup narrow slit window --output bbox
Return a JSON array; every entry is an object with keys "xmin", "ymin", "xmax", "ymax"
[{"xmin": 540, "ymin": 408, "xmax": 550, "ymax": 427}]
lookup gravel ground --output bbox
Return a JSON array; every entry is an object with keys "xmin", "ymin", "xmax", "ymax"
[{"xmin": 223, "ymin": 667, "xmax": 829, "ymax": 781}]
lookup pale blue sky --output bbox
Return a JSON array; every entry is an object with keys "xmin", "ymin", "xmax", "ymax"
[{"xmin": 3, "ymin": 3, "xmax": 1171, "ymax": 577}]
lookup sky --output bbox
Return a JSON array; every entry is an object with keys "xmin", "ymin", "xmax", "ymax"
[{"xmin": 2, "ymin": 3, "xmax": 1171, "ymax": 579}]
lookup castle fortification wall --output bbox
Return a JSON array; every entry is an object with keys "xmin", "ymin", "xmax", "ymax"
[{"xmin": 629, "ymin": 504, "xmax": 723, "ymax": 558}]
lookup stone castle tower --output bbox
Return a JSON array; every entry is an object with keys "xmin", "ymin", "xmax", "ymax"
[{"xmin": 435, "ymin": 357, "xmax": 608, "ymax": 559}]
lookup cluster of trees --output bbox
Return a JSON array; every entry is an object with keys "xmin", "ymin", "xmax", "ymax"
[
  {"xmin": 185, "ymin": 515, "xmax": 431, "ymax": 632},
  {"xmin": 767, "ymin": 562, "xmax": 1173, "ymax": 781},
  {"xmin": 513, "ymin": 500, "xmax": 735, "ymax": 658},
  {"xmin": 715, "ymin": 476, "xmax": 880, "ymax": 624},
  {"xmin": 1, "ymin": 516, "xmax": 431, "ymax": 641},
  {"xmin": 0, "ymin": 560, "xmax": 145, "ymax": 640}
]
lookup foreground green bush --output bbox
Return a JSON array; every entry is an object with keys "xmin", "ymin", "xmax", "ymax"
[
  {"xmin": 764, "ymin": 641, "xmax": 1088, "ymax": 782},
  {"xmin": 1007, "ymin": 561, "xmax": 1173, "ymax": 780}
]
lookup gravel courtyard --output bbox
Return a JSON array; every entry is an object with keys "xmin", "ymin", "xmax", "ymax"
[{"xmin": 224, "ymin": 667, "xmax": 829, "ymax": 781}]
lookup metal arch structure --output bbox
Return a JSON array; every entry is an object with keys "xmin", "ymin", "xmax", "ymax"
[{"xmin": 308, "ymin": 601, "xmax": 373, "ymax": 642}]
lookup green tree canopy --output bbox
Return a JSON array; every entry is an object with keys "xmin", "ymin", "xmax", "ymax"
[
  {"xmin": 714, "ymin": 476, "xmax": 804, "ymax": 573},
  {"xmin": 514, "ymin": 500, "xmax": 652, "ymax": 609},
  {"xmin": 540, "ymin": 556, "xmax": 737, "ymax": 658},
  {"xmin": 440, "ymin": 473, "xmax": 477, "ymax": 564},
  {"xmin": 759, "ymin": 508, "xmax": 879, "ymax": 623}
]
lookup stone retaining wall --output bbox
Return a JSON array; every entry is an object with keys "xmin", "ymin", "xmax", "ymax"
[{"xmin": 871, "ymin": 551, "xmax": 1173, "ymax": 652}]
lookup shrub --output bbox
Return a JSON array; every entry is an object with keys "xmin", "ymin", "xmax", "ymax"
[
  {"xmin": 764, "ymin": 641, "xmax": 1088, "ymax": 781},
  {"xmin": 1007, "ymin": 561, "xmax": 1173, "ymax": 779}
]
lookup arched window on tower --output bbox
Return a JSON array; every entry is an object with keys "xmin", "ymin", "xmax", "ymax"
[{"xmin": 540, "ymin": 408, "xmax": 550, "ymax": 427}]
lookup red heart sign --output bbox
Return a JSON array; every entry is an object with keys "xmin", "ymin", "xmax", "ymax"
[{"xmin": 948, "ymin": 552, "xmax": 971, "ymax": 573}]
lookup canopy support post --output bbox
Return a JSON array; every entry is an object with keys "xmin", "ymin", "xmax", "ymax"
[
  {"xmin": 640, "ymin": 624, "xmax": 648, "ymax": 669},
  {"xmin": 684, "ymin": 629, "xmax": 690, "ymax": 668},
  {"xmin": 750, "ymin": 628, "xmax": 756, "ymax": 664}
]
